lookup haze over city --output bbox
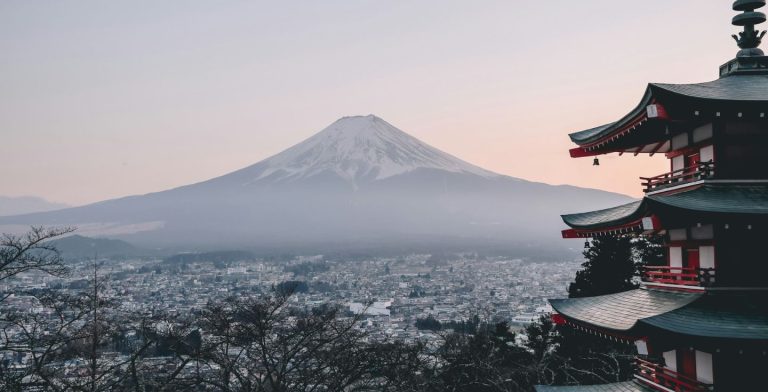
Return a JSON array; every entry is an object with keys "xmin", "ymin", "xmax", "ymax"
[
  {"xmin": 2, "ymin": 1, "xmax": 768, "ymax": 391},
  {"xmin": 1, "ymin": 0, "xmax": 733, "ymax": 206}
]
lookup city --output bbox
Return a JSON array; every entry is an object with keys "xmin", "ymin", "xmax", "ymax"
[
  {"xmin": 2, "ymin": 1, "xmax": 766, "ymax": 391},
  {"xmin": 2, "ymin": 252, "xmax": 577, "ymax": 348}
]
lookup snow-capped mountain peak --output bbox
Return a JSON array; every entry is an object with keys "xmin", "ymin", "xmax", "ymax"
[
  {"xmin": 251, "ymin": 115, "xmax": 498, "ymax": 183},
  {"xmin": 0, "ymin": 114, "xmax": 635, "ymax": 249}
]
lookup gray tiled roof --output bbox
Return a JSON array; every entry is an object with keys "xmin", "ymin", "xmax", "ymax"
[
  {"xmin": 569, "ymin": 123, "xmax": 614, "ymax": 144},
  {"xmin": 640, "ymin": 291, "xmax": 768, "ymax": 340},
  {"xmin": 549, "ymin": 288, "xmax": 701, "ymax": 331},
  {"xmin": 535, "ymin": 381, "xmax": 653, "ymax": 392},
  {"xmin": 648, "ymin": 184, "xmax": 768, "ymax": 215},
  {"xmin": 652, "ymin": 75, "xmax": 768, "ymax": 101},
  {"xmin": 552, "ymin": 289, "xmax": 768, "ymax": 340},
  {"xmin": 569, "ymin": 74, "xmax": 768, "ymax": 145},
  {"xmin": 561, "ymin": 184, "xmax": 768, "ymax": 230},
  {"xmin": 568, "ymin": 90, "xmax": 650, "ymax": 145},
  {"xmin": 561, "ymin": 201, "xmax": 643, "ymax": 229}
]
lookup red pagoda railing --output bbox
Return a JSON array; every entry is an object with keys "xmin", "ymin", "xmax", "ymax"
[
  {"xmin": 635, "ymin": 357, "xmax": 713, "ymax": 392},
  {"xmin": 641, "ymin": 161, "xmax": 714, "ymax": 193},
  {"xmin": 642, "ymin": 266, "xmax": 716, "ymax": 287}
]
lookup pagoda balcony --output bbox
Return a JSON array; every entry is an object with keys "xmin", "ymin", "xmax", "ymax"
[
  {"xmin": 635, "ymin": 357, "xmax": 713, "ymax": 392},
  {"xmin": 642, "ymin": 266, "xmax": 716, "ymax": 288},
  {"xmin": 641, "ymin": 161, "xmax": 715, "ymax": 193}
]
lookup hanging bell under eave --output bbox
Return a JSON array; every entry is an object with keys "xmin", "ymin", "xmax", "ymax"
[{"xmin": 593, "ymin": 158, "xmax": 600, "ymax": 166}]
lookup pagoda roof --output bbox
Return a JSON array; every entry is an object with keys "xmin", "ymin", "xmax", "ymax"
[
  {"xmin": 562, "ymin": 201, "xmax": 644, "ymax": 230},
  {"xmin": 653, "ymin": 74, "xmax": 768, "ymax": 102},
  {"xmin": 535, "ymin": 382, "xmax": 652, "ymax": 392},
  {"xmin": 561, "ymin": 184, "xmax": 768, "ymax": 233},
  {"xmin": 568, "ymin": 74, "xmax": 768, "ymax": 157},
  {"xmin": 549, "ymin": 288, "xmax": 700, "ymax": 332},
  {"xmin": 648, "ymin": 183, "xmax": 768, "ymax": 215},
  {"xmin": 569, "ymin": 123, "xmax": 616, "ymax": 145},
  {"xmin": 551, "ymin": 289, "xmax": 768, "ymax": 340},
  {"xmin": 641, "ymin": 291, "xmax": 768, "ymax": 340}
]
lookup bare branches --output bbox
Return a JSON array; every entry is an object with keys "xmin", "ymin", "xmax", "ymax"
[
  {"xmin": 0, "ymin": 226, "xmax": 75, "ymax": 281},
  {"xmin": 0, "ymin": 244, "xmax": 634, "ymax": 392},
  {"xmin": 176, "ymin": 291, "xmax": 426, "ymax": 392}
]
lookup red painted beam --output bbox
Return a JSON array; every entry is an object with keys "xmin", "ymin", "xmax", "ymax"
[
  {"xmin": 568, "ymin": 103, "xmax": 670, "ymax": 159},
  {"xmin": 561, "ymin": 221, "xmax": 646, "ymax": 239}
]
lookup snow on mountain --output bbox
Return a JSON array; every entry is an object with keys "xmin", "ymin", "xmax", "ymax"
[
  {"xmin": 244, "ymin": 115, "xmax": 497, "ymax": 185},
  {"xmin": 0, "ymin": 114, "xmax": 635, "ymax": 251}
]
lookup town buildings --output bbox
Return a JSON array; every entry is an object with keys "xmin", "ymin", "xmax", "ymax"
[{"xmin": 0, "ymin": 253, "xmax": 571, "ymax": 376}]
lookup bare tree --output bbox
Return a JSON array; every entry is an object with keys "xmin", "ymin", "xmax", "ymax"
[
  {"xmin": 0, "ymin": 259, "xmax": 194, "ymax": 392},
  {"xmin": 183, "ymin": 290, "xmax": 423, "ymax": 392},
  {"xmin": 0, "ymin": 226, "xmax": 75, "ymax": 282}
]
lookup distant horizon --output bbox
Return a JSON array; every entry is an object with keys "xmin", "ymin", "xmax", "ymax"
[
  {"xmin": 1, "ymin": 1, "xmax": 738, "ymax": 205},
  {"xmin": 1, "ymin": 113, "xmax": 640, "ymax": 208}
]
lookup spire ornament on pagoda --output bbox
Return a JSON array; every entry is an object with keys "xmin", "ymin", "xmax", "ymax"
[
  {"xmin": 536, "ymin": 3, "xmax": 768, "ymax": 392},
  {"xmin": 719, "ymin": 0, "xmax": 768, "ymax": 76},
  {"xmin": 732, "ymin": 0, "xmax": 767, "ymax": 56}
]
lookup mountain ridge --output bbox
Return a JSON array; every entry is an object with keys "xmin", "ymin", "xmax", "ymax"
[
  {"xmin": 0, "ymin": 115, "xmax": 634, "ymax": 251},
  {"xmin": 49, "ymin": 234, "xmax": 147, "ymax": 260},
  {"xmin": 0, "ymin": 196, "xmax": 69, "ymax": 217}
]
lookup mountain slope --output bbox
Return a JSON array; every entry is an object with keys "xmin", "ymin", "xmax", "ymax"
[
  {"xmin": 248, "ymin": 115, "xmax": 496, "ymax": 183},
  {"xmin": 0, "ymin": 196, "xmax": 69, "ymax": 217},
  {"xmin": 0, "ymin": 115, "xmax": 633, "ymax": 251},
  {"xmin": 207, "ymin": 115, "xmax": 496, "ymax": 188},
  {"xmin": 49, "ymin": 235, "xmax": 147, "ymax": 260}
]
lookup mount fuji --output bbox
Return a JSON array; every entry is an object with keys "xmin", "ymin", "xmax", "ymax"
[
  {"xmin": 237, "ymin": 115, "xmax": 497, "ymax": 185},
  {"xmin": 0, "ymin": 115, "xmax": 632, "ymax": 253}
]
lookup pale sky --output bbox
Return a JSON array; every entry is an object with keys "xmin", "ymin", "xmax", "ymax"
[{"xmin": 1, "ymin": 1, "xmax": 740, "ymax": 206}]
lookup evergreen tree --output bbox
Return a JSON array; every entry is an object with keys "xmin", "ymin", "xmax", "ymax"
[
  {"xmin": 568, "ymin": 235, "xmax": 637, "ymax": 298},
  {"xmin": 634, "ymin": 234, "xmax": 666, "ymax": 267}
]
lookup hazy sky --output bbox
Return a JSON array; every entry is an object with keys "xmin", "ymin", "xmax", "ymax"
[{"xmin": 1, "ymin": 1, "xmax": 740, "ymax": 205}]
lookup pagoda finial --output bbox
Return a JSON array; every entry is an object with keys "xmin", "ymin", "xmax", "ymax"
[{"xmin": 732, "ymin": 0, "xmax": 767, "ymax": 56}]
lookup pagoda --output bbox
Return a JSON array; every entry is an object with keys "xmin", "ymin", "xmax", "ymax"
[{"xmin": 537, "ymin": 2, "xmax": 768, "ymax": 391}]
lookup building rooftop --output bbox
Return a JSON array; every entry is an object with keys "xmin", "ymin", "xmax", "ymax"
[
  {"xmin": 561, "ymin": 201, "xmax": 643, "ymax": 230},
  {"xmin": 569, "ymin": 75, "xmax": 768, "ymax": 146},
  {"xmin": 549, "ymin": 288, "xmax": 700, "ymax": 332},
  {"xmin": 551, "ymin": 289, "xmax": 768, "ymax": 340},
  {"xmin": 642, "ymin": 291, "xmax": 768, "ymax": 340},
  {"xmin": 561, "ymin": 184, "xmax": 768, "ymax": 232}
]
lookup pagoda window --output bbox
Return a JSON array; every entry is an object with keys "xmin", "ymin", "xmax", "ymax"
[
  {"xmin": 669, "ymin": 246, "xmax": 683, "ymax": 269},
  {"xmin": 671, "ymin": 155, "xmax": 685, "ymax": 174},
  {"xmin": 699, "ymin": 245, "xmax": 716, "ymax": 270},
  {"xmin": 663, "ymin": 350, "xmax": 677, "ymax": 372},
  {"xmin": 695, "ymin": 351, "xmax": 714, "ymax": 384},
  {"xmin": 671, "ymin": 132, "xmax": 689, "ymax": 150},
  {"xmin": 692, "ymin": 123, "xmax": 713, "ymax": 144},
  {"xmin": 635, "ymin": 339, "xmax": 649, "ymax": 356},
  {"xmin": 668, "ymin": 228, "xmax": 687, "ymax": 241}
]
